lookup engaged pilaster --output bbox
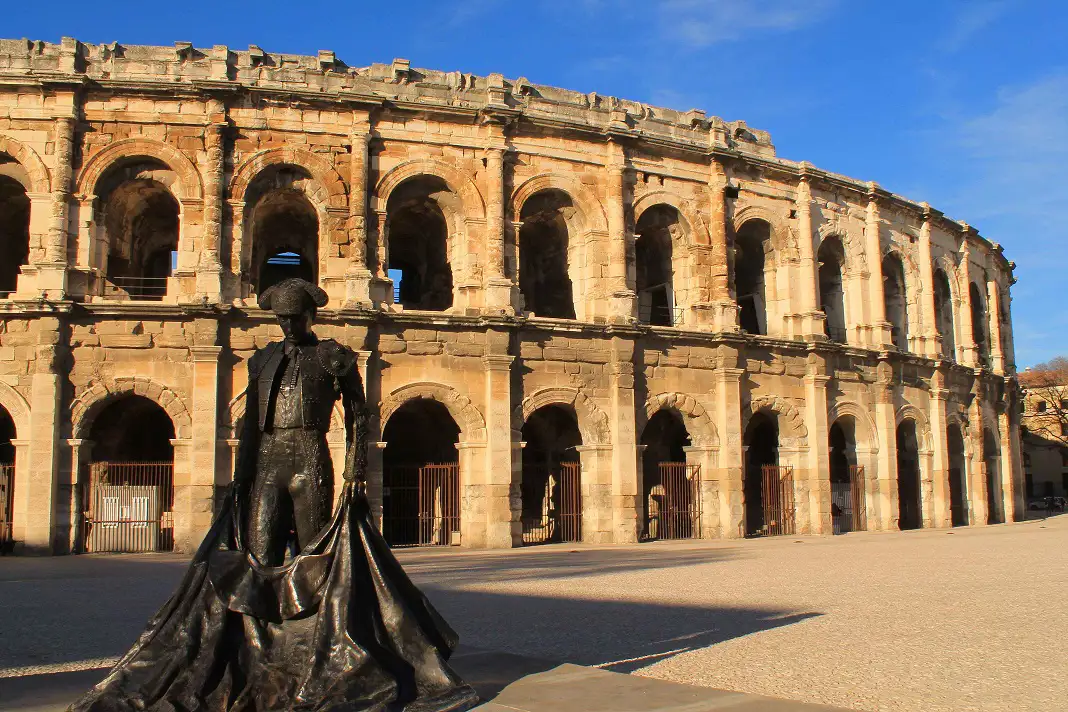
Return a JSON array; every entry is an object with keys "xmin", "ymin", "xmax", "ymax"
[
  {"xmin": 606, "ymin": 141, "xmax": 637, "ymax": 322},
  {"xmin": 196, "ymin": 99, "xmax": 225, "ymax": 302},
  {"xmin": 344, "ymin": 116, "xmax": 374, "ymax": 306},
  {"xmin": 795, "ymin": 170, "xmax": 825, "ymax": 341},
  {"xmin": 918, "ymin": 204, "xmax": 941, "ymax": 358},
  {"xmin": 865, "ymin": 185, "xmax": 891, "ymax": 349}
]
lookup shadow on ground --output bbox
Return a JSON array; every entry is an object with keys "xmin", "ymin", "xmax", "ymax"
[{"xmin": 0, "ymin": 549, "xmax": 819, "ymax": 678}]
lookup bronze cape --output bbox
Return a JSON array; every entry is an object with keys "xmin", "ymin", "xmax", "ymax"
[{"xmin": 68, "ymin": 483, "xmax": 478, "ymax": 712}]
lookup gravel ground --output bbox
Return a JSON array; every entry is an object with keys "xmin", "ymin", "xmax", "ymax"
[{"xmin": 2, "ymin": 515, "xmax": 1065, "ymax": 711}]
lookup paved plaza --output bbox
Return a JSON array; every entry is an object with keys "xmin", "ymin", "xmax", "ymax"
[{"xmin": 2, "ymin": 515, "xmax": 1066, "ymax": 711}]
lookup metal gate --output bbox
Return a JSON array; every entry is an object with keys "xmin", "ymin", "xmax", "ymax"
[
  {"xmin": 521, "ymin": 462, "xmax": 582, "ymax": 545},
  {"xmin": 1, "ymin": 463, "xmax": 13, "ymax": 548},
  {"xmin": 80, "ymin": 462, "xmax": 174, "ymax": 553},
  {"xmin": 648, "ymin": 463, "xmax": 702, "ymax": 540},
  {"xmin": 761, "ymin": 465, "xmax": 795, "ymax": 537},
  {"xmin": 832, "ymin": 465, "xmax": 867, "ymax": 534},
  {"xmin": 383, "ymin": 463, "xmax": 460, "ymax": 547}
]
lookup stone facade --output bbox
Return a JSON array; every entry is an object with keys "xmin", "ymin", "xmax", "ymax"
[
  {"xmin": 1020, "ymin": 384, "xmax": 1068, "ymax": 500},
  {"xmin": 0, "ymin": 38, "xmax": 1024, "ymax": 554}
]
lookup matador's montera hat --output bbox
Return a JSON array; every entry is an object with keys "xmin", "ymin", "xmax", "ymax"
[{"xmin": 258, "ymin": 278, "xmax": 329, "ymax": 316}]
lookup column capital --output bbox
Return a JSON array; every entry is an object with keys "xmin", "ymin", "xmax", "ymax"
[
  {"xmin": 482, "ymin": 354, "xmax": 514, "ymax": 371},
  {"xmin": 189, "ymin": 345, "xmax": 223, "ymax": 361}
]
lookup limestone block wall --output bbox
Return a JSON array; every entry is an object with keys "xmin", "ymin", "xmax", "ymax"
[{"xmin": 0, "ymin": 38, "xmax": 1025, "ymax": 554}]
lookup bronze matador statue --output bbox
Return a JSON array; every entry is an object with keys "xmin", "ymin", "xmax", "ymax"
[{"xmin": 70, "ymin": 278, "xmax": 479, "ymax": 712}]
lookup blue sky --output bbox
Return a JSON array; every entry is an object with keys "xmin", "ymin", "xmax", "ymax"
[{"xmin": 6, "ymin": 0, "xmax": 1066, "ymax": 366}]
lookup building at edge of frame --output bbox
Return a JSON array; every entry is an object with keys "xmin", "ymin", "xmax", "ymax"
[{"xmin": 0, "ymin": 38, "xmax": 1023, "ymax": 555}]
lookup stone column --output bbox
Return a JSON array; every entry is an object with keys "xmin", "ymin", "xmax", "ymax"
[
  {"xmin": 196, "ymin": 100, "xmax": 225, "ymax": 302},
  {"xmin": 684, "ymin": 445, "xmax": 719, "ymax": 539},
  {"xmin": 21, "ymin": 323, "xmax": 62, "ymax": 553},
  {"xmin": 1001, "ymin": 400, "xmax": 1024, "ymax": 522},
  {"xmin": 456, "ymin": 440, "xmax": 487, "ymax": 547},
  {"xmin": 987, "ymin": 279, "xmax": 1005, "ymax": 373},
  {"xmin": 918, "ymin": 205, "xmax": 940, "ymax": 359},
  {"xmin": 865, "ymin": 186, "xmax": 891, "ymax": 349},
  {"xmin": 483, "ymin": 126, "xmax": 515, "ymax": 311},
  {"xmin": 873, "ymin": 359, "xmax": 897, "ymax": 530},
  {"xmin": 714, "ymin": 344, "xmax": 745, "ymax": 538},
  {"xmin": 182, "ymin": 343, "xmax": 222, "ymax": 552},
  {"xmin": 958, "ymin": 235, "xmax": 978, "ymax": 368},
  {"xmin": 65, "ymin": 438, "xmax": 92, "ymax": 553},
  {"xmin": 928, "ymin": 372, "xmax": 952, "ymax": 528},
  {"xmin": 705, "ymin": 157, "xmax": 737, "ymax": 331},
  {"xmin": 7, "ymin": 438, "xmax": 30, "ymax": 551},
  {"xmin": 577, "ymin": 444, "xmax": 615, "ymax": 543},
  {"xmin": 606, "ymin": 141, "xmax": 636, "ymax": 322},
  {"xmin": 610, "ymin": 335, "xmax": 640, "ymax": 542},
  {"xmin": 803, "ymin": 352, "xmax": 832, "ymax": 534},
  {"xmin": 367, "ymin": 441, "xmax": 387, "ymax": 528},
  {"xmin": 482, "ymin": 350, "xmax": 516, "ymax": 548},
  {"xmin": 795, "ymin": 170, "xmax": 825, "ymax": 340},
  {"xmin": 344, "ymin": 117, "xmax": 374, "ymax": 306},
  {"xmin": 369, "ymin": 212, "xmax": 393, "ymax": 305},
  {"xmin": 38, "ymin": 114, "xmax": 76, "ymax": 298},
  {"xmin": 967, "ymin": 377, "xmax": 988, "ymax": 524}
]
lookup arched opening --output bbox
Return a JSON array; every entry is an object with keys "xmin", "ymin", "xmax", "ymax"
[
  {"xmin": 829, "ymin": 418, "xmax": 866, "ymax": 533},
  {"xmin": 635, "ymin": 206, "xmax": 678, "ymax": 326},
  {"xmin": 640, "ymin": 410, "xmax": 700, "ymax": 540},
  {"xmin": 381, "ymin": 400, "xmax": 460, "ymax": 547},
  {"xmin": 246, "ymin": 166, "xmax": 320, "ymax": 296},
  {"xmin": 744, "ymin": 412, "xmax": 793, "ymax": 536},
  {"xmin": 97, "ymin": 159, "xmax": 181, "ymax": 301},
  {"xmin": 984, "ymin": 428, "xmax": 1003, "ymax": 524},
  {"xmin": 0, "ymin": 167, "xmax": 30, "ymax": 296},
  {"xmin": 896, "ymin": 420, "xmax": 922, "ymax": 530},
  {"xmin": 733, "ymin": 220, "xmax": 771, "ymax": 335},
  {"xmin": 818, "ymin": 236, "xmax": 847, "ymax": 343},
  {"xmin": 947, "ymin": 424, "xmax": 968, "ymax": 526},
  {"xmin": 0, "ymin": 405, "xmax": 15, "ymax": 549},
  {"xmin": 934, "ymin": 269, "xmax": 956, "ymax": 359},
  {"xmin": 386, "ymin": 177, "xmax": 454, "ymax": 312},
  {"xmin": 883, "ymin": 254, "xmax": 908, "ymax": 351},
  {"xmin": 82, "ymin": 395, "xmax": 176, "ymax": 552},
  {"xmin": 520, "ymin": 405, "xmax": 582, "ymax": 544},
  {"xmin": 518, "ymin": 189, "xmax": 576, "ymax": 319},
  {"xmin": 970, "ymin": 283, "xmax": 989, "ymax": 367}
]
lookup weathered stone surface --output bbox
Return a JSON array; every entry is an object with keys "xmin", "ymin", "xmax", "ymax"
[{"xmin": 0, "ymin": 38, "xmax": 1023, "ymax": 556}]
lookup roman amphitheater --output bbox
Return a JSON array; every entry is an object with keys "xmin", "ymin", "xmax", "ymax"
[{"xmin": 0, "ymin": 38, "xmax": 1023, "ymax": 555}]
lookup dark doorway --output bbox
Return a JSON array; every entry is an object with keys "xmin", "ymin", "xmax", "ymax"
[
  {"xmin": 0, "ymin": 173, "xmax": 30, "ymax": 295},
  {"xmin": 640, "ymin": 410, "xmax": 699, "ymax": 540},
  {"xmin": 98, "ymin": 165, "xmax": 180, "ymax": 301},
  {"xmin": 0, "ymin": 404, "xmax": 15, "ymax": 548},
  {"xmin": 818, "ymin": 236, "xmax": 847, "ymax": 343},
  {"xmin": 521, "ymin": 405, "xmax": 583, "ymax": 544},
  {"xmin": 733, "ymin": 220, "xmax": 771, "ymax": 335},
  {"xmin": 635, "ymin": 206, "xmax": 678, "ymax": 326},
  {"xmin": 829, "ymin": 418, "xmax": 866, "ymax": 533},
  {"xmin": 896, "ymin": 420, "xmax": 922, "ymax": 530},
  {"xmin": 947, "ymin": 425, "xmax": 968, "ymax": 526},
  {"xmin": 518, "ymin": 190, "xmax": 576, "ymax": 319},
  {"xmin": 386, "ymin": 177, "xmax": 454, "ymax": 312},
  {"xmin": 83, "ymin": 396, "xmax": 176, "ymax": 553},
  {"xmin": 934, "ymin": 270, "xmax": 956, "ymax": 359},
  {"xmin": 382, "ymin": 399, "xmax": 461, "ymax": 546},
  {"xmin": 970, "ymin": 283, "xmax": 989, "ymax": 367},
  {"xmin": 245, "ymin": 166, "xmax": 320, "ymax": 296},
  {"xmin": 744, "ymin": 412, "xmax": 779, "ymax": 536},
  {"xmin": 883, "ymin": 254, "xmax": 908, "ymax": 351},
  {"xmin": 984, "ymin": 428, "xmax": 1003, "ymax": 524}
]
